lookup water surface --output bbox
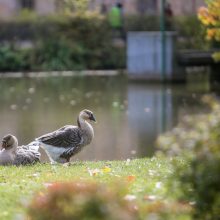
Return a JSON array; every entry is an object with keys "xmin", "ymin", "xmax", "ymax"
[{"xmin": 0, "ymin": 75, "xmax": 212, "ymax": 160}]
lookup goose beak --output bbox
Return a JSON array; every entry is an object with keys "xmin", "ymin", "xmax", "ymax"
[{"xmin": 89, "ymin": 114, "xmax": 96, "ymax": 123}]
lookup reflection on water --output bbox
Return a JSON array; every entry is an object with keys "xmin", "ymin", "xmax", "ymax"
[{"xmin": 0, "ymin": 75, "xmax": 211, "ymax": 160}]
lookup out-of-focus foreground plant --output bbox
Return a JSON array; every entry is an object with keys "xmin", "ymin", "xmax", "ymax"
[
  {"xmin": 157, "ymin": 95, "xmax": 220, "ymax": 220},
  {"xmin": 198, "ymin": 0, "xmax": 220, "ymax": 61},
  {"xmin": 27, "ymin": 181, "xmax": 138, "ymax": 220}
]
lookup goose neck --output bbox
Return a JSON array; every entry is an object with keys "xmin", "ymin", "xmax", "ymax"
[
  {"xmin": 77, "ymin": 116, "xmax": 89, "ymax": 129},
  {"xmin": 8, "ymin": 144, "xmax": 17, "ymax": 154},
  {"xmin": 77, "ymin": 116, "xmax": 94, "ymax": 143}
]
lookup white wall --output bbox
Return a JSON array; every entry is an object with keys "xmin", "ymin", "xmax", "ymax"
[
  {"xmin": 0, "ymin": 0, "xmax": 18, "ymax": 19},
  {"xmin": 35, "ymin": 0, "xmax": 56, "ymax": 15}
]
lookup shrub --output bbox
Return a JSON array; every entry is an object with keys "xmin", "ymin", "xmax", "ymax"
[
  {"xmin": 58, "ymin": 0, "xmax": 89, "ymax": 13},
  {"xmin": 0, "ymin": 45, "xmax": 30, "ymax": 71},
  {"xmin": 27, "ymin": 181, "xmax": 138, "ymax": 220},
  {"xmin": 0, "ymin": 13, "xmax": 125, "ymax": 71},
  {"xmin": 174, "ymin": 16, "xmax": 208, "ymax": 50},
  {"xmin": 124, "ymin": 15, "xmax": 161, "ymax": 31},
  {"xmin": 198, "ymin": 0, "xmax": 220, "ymax": 61},
  {"xmin": 0, "ymin": 13, "xmax": 211, "ymax": 71},
  {"xmin": 157, "ymin": 95, "xmax": 220, "ymax": 220},
  {"xmin": 30, "ymin": 39, "xmax": 87, "ymax": 71},
  {"xmin": 54, "ymin": 12, "xmax": 125, "ymax": 70}
]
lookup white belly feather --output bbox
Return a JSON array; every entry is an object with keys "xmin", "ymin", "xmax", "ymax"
[{"xmin": 39, "ymin": 143, "xmax": 67, "ymax": 162}]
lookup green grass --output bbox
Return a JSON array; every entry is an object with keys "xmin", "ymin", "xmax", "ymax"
[{"xmin": 0, "ymin": 157, "xmax": 189, "ymax": 220}]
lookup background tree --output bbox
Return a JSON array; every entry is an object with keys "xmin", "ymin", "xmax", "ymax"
[
  {"xmin": 198, "ymin": 0, "xmax": 220, "ymax": 61},
  {"xmin": 56, "ymin": 0, "xmax": 89, "ymax": 14}
]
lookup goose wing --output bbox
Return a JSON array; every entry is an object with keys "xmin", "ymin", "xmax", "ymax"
[
  {"xmin": 37, "ymin": 125, "xmax": 83, "ymax": 148},
  {"xmin": 60, "ymin": 144, "xmax": 83, "ymax": 160},
  {"xmin": 13, "ymin": 146, "xmax": 40, "ymax": 166}
]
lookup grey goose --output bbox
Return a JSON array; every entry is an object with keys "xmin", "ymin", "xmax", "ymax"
[
  {"xmin": 0, "ymin": 134, "xmax": 40, "ymax": 166},
  {"xmin": 36, "ymin": 109, "xmax": 96, "ymax": 163}
]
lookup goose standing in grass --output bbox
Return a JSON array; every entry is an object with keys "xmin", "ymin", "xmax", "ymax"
[
  {"xmin": 36, "ymin": 109, "xmax": 96, "ymax": 163},
  {"xmin": 0, "ymin": 134, "xmax": 40, "ymax": 166}
]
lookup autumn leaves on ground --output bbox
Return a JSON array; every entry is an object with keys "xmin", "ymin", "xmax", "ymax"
[{"xmin": 0, "ymin": 158, "xmax": 191, "ymax": 220}]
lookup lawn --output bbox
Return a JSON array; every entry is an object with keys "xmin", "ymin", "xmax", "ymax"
[{"xmin": 0, "ymin": 157, "xmax": 190, "ymax": 220}]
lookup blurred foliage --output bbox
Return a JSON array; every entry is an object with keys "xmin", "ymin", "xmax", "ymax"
[
  {"xmin": 31, "ymin": 39, "xmax": 86, "ymax": 71},
  {"xmin": 173, "ymin": 16, "xmax": 209, "ymax": 50},
  {"xmin": 0, "ymin": 45, "xmax": 30, "ymax": 71},
  {"xmin": 0, "ymin": 12, "xmax": 125, "ymax": 71},
  {"xmin": 0, "ymin": 13, "xmax": 214, "ymax": 71},
  {"xmin": 157, "ymin": 95, "xmax": 220, "ymax": 220},
  {"xmin": 58, "ymin": 0, "xmax": 89, "ymax": 14},
  {"xmin": 124, "ymin": 14, "xmax": 178, "ymax": 32},
  {"xmin": 198, "ymin": 0, "xmax": 220, "ymax": 61},
  {"xmin": 124, "ymin": 15, "xmax": 161, "ymax": 31},
  {"xmin": 124, "ymin": 15, "xmax": 208, "ymax": 50},
  {"xmin": 27, "ymin": 181, "xmax": 138, "ymax": 220}
]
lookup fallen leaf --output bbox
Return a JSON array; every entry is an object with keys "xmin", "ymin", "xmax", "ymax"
[
  {"xmin": 127, "ymin": 175, "xmax": 136, "ymax": 182},
  {"xmin": 102, "ymin": 166, "xmax": 111, "ymax": 173},
  {"xmin": 87, "ymin": 168, "xmax": 101, "ymax": 176}
]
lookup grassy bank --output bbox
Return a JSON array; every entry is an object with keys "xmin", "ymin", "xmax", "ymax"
[{"xmin": 0, "ymin": 157, "xmax": 190, "ymax": 220}]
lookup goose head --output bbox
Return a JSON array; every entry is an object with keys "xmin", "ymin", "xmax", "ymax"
[
  {"xmin": 1, "ymin": 134, "xmax": 18, "ymax": 150},
  {"xmin": 79, "ymin": 109, "xmax": 96, "ymax": 122}
]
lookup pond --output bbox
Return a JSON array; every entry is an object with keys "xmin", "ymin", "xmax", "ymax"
[{"xmin": 0, "ymin": 74, "xmax": 213, "ymax": 161}]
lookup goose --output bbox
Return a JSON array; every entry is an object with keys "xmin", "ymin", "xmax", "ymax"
[
  {"xmin": 35, "ymin": 109, "xmax": 96, "ymax": 163},
  {"xmin": 0, "ymin": 134, "xmax": 40, "ymax": 166}
]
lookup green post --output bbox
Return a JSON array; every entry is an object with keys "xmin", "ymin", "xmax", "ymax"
[
  {"xmin": 160, "ymin": 0, "xmax": 166, "ymax": 81},
  {"xmin": 160, "ymin": 0, "xmax": 166, "ymax": 133}
]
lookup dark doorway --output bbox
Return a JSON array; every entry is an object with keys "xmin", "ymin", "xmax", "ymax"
[
  {"xmin": 20, "ymin": 0, "xmax": 35, "ymax": 10},
  {"xmin": 137, "ymin": 0, "xmax": 157, "ymax": 14}
]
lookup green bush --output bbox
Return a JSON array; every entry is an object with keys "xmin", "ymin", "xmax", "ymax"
[
  {"xmin": 27, "ymin": 181, "xmax": 138, "ymax": 220},
  {"xmin": 54, "ymin": 12, "xmax": 125, "ymax": 69},
  {"xmin": 174, "ymin": 16, "xmax": 209, "ymax": 50},
  {"xmin": 0, "ymin": 14, "xmax": 211, "ymax": 71},
  {"xmin": 0, "ymin": 13, "xmax": 125, "ymax": 71},
  {"xmin": 124, "ymin": 15, "xmax": 161, "ymax": 31},
  {"xmin": 157, "ymin": 95, "xmax": 220, "ymax": 220},
  {"xmin": 31, "ymin": 39, "xmax": 86, "ymax": 71},
  {"xmin": 0, "ymin": 45, "xmax": 30, "ymax": 71}
]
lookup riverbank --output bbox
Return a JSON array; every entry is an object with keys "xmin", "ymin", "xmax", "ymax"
[
  {"xmin": 0, "ymin": 70, "xmax": 124, "ymax": 78},
  {"xmin": 0, "ymin": 157, "xmax": 190, "ymax": 220}
]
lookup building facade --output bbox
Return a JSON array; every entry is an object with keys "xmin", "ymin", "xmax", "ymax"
[
  {"xmin": 94, "ymin": 0, "xmax": 205, "ymax": 15},
  {"xmin": 0, "ymin": 0, "xmax": 56, "ymax": 19},
  {"xmin": 0, "ymin": 0, "xmax": 205, "ymax": 19},
  {"xmin": 166, "ymin": 0, "xmax": 205, "ymax": 15}
]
